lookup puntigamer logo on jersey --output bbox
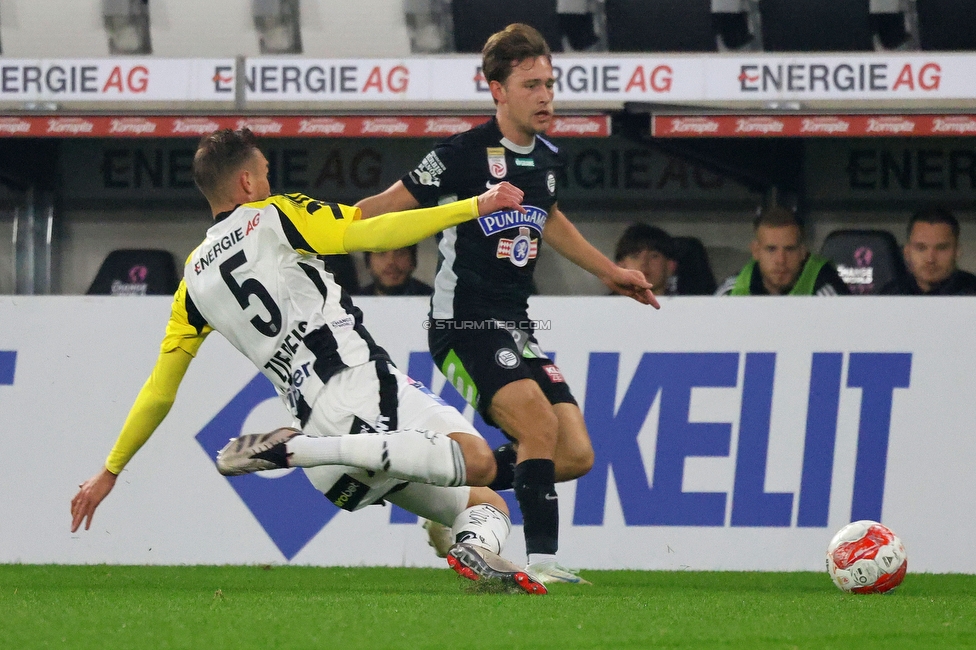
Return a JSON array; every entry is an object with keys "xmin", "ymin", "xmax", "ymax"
[{"xmin": 477, "ymin": 205, "xmax": 547, "ymax": 237}]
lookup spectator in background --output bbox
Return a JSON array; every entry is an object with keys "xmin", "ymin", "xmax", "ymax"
[
  {"xmin": 717, "ymin": 206, "xmax": 849, "ymax": 296},
  {"xmin": 880, "ymin": 206, "xmax": 976, "ymax": 295},
  {"xmin": 614, "ymin": 223, "xmax": 678, "ymax": 296},
  {"xmin": 359, "ymin": 245, "xmax": 433, "ymax": 296}
]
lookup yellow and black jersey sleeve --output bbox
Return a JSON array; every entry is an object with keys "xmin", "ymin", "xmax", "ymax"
[
  {"xmin": 160, "ymin": 280, "xmax": 212, "ymax": 357},
  {"xmin": 104, "ymin": 281, "xmax": 208, "ymax": 475},
  {"xmin": 342, "ymin": 196, "xmax": 479, "ymax": 252},
  {"xmin": 104, "ymin": 347, "xmax": 192, "ymax": 475},
  {"xmin": 254, "ymin": 192, "xmax": 480, "ymax": 256},
  {"xmin": 255, "ymin": 194, "xmax": 361, "ymax": 256}
]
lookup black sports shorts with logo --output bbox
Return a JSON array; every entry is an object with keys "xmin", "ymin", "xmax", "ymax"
[{"xmin": 429, "ymin": 321, "xmax": 577, "ymax": 433}]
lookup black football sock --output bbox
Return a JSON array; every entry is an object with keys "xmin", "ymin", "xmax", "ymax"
[
  {"xmin": 513, "ymin": 458, "xmax": 558, "ymax": 556},
  {"xmin": 488, "ymin": 443, "xmax": 518, "ymax": 491}
]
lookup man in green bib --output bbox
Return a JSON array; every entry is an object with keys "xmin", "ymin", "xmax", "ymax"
[{"xmin": 717, "ymin": 206, "xmax": 849, "ymax": 296}]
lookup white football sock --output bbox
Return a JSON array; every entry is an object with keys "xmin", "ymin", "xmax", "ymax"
[
  {"xmin": 286, "ymin": 429, "xmax": 466, "ymax": 487},
  {"xmin": 452, "ymin": 504, "xmax": 511, "ymax": 555}
]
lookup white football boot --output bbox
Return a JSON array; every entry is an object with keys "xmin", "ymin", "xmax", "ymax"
[
  {"xmin": 423, "ymin": 520, "xmax": 454, "ymax": 559},
  {"xmin": 525, "ymin": 559, "xmax": 592, "ymax": 585},
  {"xmin": 216, "ymin": 428, "xmax": 299, "ymax": 475}
]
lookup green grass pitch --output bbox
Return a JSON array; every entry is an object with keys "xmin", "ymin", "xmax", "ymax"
[{"xmin": 1, "ymin": 565, "xmax": 973, "ymax": 649}]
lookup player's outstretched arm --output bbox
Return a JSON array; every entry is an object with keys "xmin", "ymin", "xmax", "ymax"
[
  {"xmin": 354, "ymin": 181, "xmax": 419, "ymax": 219},
  {"xmin": 70, "ymin": 347, "xmax": 193, "ymax": 532},
  {"xmin": 342, "ymin": 181, "xmax": 524, "ymax": 253},
  {"xmin": 544, "ymin": 205, "xmax": 661, "ymax": 309}
]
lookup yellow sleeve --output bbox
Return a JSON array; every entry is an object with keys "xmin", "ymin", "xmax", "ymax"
[
  {"xmin": 104, "ymin": 348, "xmax": 192, "ymax": 474},
  {"xmin": 341, "ymin": 196, "xmax": 479, "ymax": 253},
  {"xmin": 256, "ymin": 194, "xmax": 361, "ymax": 256},
  {"xmin": 104, "ymin": 282, "xmax": 209, "ymax": 474},
  {"xmin": 258, "ymin": 193, "xmax": 479, "ymax": 255},
  {"xmin": 160, "ymin": 280, "xmax": 212, "ymax": 356}
]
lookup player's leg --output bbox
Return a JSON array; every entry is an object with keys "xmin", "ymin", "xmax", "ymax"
[
  {"xmin": 552, "ymin": 404, "xmax": 594, "ymax": 482},
  {"xmin": 489, "ymin": 361, "xmax": 593, "ymax": 487},
  {"xmin": 487, "ymin": 380, "xmax": 566, "ymax": 574},
  {"xmin": 388, "ymin": 481, "xmax": 546, "ymax": 595},
  {"xmin": 389, "ymin": 483, "xmax": 508, "ymax": 554},
  {"xmin": 217, "ymin": 425, "xmax": 470, "ymax": 486},
  {"xmin": 488, "ymin": 360, "xmax": 591, "ymax": 584},
  {"xmin": 216, "ymin": 361, "xmax": 495, "ymax": 487},
  {"xmin": 429, "ymin": 327, "xmax": 587, "ymax": 583}
]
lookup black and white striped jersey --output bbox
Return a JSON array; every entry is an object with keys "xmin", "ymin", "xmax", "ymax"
[
  {"xmin": 171, "ymin": 193, "xmax": 388, "ymax": 426},
  {"xmin": 401, "ymin": 118, "xmax": 562, "ymax": 323}
]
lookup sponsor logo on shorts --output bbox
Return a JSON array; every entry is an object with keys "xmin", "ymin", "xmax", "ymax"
[
  {"xmin": 495, "ymin": 348, "xmax": 520, "ymax": 369},
  {"xmin": 330, "ymin": 315, "xmax": 355, "ymax": 329},
  {"xmin": 542, "ymin": 364, "xmax": 565, "ymax": 383},
  {"xmin": 325, "ymin": 474, "xmax": 371, "ymax": 511}
]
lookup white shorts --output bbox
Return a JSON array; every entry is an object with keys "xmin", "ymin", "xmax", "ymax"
[{"xmin": 301, "ymin": 359, "xmax": 479, "ymax": 519}]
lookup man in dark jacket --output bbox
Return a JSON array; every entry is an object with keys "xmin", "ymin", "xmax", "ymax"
[{"xmin": 881, "ymin": 206, "xmax": 976, "ymax": 295}]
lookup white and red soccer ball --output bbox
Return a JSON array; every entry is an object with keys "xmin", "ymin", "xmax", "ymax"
[{"xmin": 826, "ymin": 520, "xmax": 908, "ymax": 594}]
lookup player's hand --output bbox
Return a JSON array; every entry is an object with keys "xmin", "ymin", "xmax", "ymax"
[
  {"xmin": 604, "ymin": 266, "xmax": 661, "ymax": 309},
  {"xmin": 70, "ymin": 468, "xmax": 118, "ymax": 532},
  {"xmin": 476, "ymin": 181, "xmax": 526, "ymax": 215}
]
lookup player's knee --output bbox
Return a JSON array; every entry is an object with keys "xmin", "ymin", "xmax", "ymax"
[
  {"xmin": 557, "ymin": 443, "xmax": 594, "ymax": 481},
  {"xmin": 502, "ymin": 395, "xmax": 559, "ymax": 447},
  {"xmin": 526, "ymin": 403, "xmax": 560, "ymax": 448},
  {"xmin": 467, "ymin": 486, "xmax": 508, "ymax": 515},
  {"xmin": 454, "ymin": 435, "xmax": 496, "ymax": 486}
]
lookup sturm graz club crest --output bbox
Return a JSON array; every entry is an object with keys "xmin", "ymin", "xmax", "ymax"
[
  {"xmin": 495, "ymin": 348, "xmax": 520, "ymax": 368},
  {"xmin": 496, "ymin": 227, "xmax": 537, "ymax": 267}
]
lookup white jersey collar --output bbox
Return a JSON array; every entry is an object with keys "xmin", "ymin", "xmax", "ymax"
[{"xmin": 500, "ymin": 137, "xmax": 535, "ymax": 155}]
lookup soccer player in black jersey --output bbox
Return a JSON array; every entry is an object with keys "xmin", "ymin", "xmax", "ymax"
[{"xmin": 356, "ymin": 24, "xmax": 659, "ymax": 583}]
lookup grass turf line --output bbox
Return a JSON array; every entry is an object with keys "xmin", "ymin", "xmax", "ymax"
[{"xmin": 1, "ymin": 565, "xmax": 973, "ymax": 649}]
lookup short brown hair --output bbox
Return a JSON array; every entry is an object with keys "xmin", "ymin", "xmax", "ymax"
[
  {"xmin": 482, "ymin": 23, "xmax": 552, "ymax": 86},
  {"xmin": 193, "ymin": 128, "xmax": 260, "ymax": 202},
  {"xmin": 753, "ymin": 205, "xmax": 803, "ymax": 235},
  {"xmin": 909, "ymin": 204, "xmax": 959, "ymax": 240},
  {"xmin": 615, "ymin": 223, "xmax": 675, "ymax": 261}
]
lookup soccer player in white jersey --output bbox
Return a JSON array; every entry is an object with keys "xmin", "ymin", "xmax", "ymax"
[{"xmin": 70, "ymin": 128, "xmax": 546, "ymax": 595}]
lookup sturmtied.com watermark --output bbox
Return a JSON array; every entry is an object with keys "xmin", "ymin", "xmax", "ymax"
[{"xmin": 422, "ymin": 319, "xmax": 552, "ymax": 331}]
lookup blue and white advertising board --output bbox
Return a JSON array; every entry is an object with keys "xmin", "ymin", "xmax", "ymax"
[{"xmin": 0, "ymin": 296, "xmax": 972, "ymax": 573}]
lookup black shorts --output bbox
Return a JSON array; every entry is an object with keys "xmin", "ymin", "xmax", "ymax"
[{"xmin": 428, "ymin": 320, "xmax": 577, "ymax": 430}]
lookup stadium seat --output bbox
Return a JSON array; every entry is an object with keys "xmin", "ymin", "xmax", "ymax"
[
  {"xmin": 86, "ymin": 249, "xmax": 180, "ymax": 296},
  {"xmin": 605, "ymin": 0, "xmax": 716, "ymax": 52},
  {"xmin": 759, "ymin": 0, "xmax": 874, "ymax": 51},
  {"xmin": 819, "ymin": 229, "xmax": 906, "ymax": 295},
  {"xmin": 672, "ymin": 236, "xmax": 718, "ymax": 295},
  {"xmin": 452, "ymin": 0, "xmax": 563, "ymax": 53},
  {"xmin": 916, "ymin": 0, "xmax": 976, "ymax": 51}
]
